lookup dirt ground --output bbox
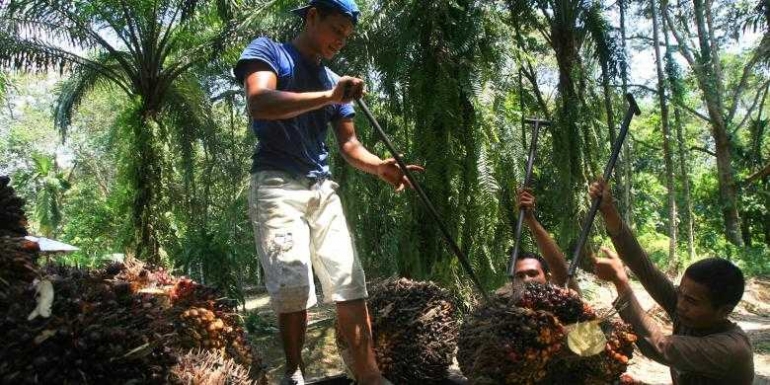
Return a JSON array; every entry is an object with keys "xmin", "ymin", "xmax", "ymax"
[{"xmin": 242, "ymin": 277, "xmax": 770, "ymax": 384}]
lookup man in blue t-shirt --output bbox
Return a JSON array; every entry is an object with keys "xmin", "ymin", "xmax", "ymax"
[{"xmin": 234, "ymin": 1, "xmax": 420, "ymax": 384}]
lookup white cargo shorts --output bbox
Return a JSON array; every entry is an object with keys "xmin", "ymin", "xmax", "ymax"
[{"xmin": 248, "ymin": 170, "xmax": 368, "ymax": 313}]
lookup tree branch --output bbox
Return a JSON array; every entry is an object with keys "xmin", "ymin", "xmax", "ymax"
[
  {"xmin": 521, "ymin": 62, "xmax": 552, "ymax": 120},
  {"xmin": 157, "ymin": 5, "xmax": 183, "ymax": 68},
  {"xmin": 624, "ymin": 83, "xmax": 711, "ymax": 122},
  {"xmin": 628, "ymin": 133, "xmax": 661, "ymax": 152},
  {"xmin": 733, "ymin": 79, "xmax": 770, "ymax": 134},
  {"xmin": 87, "ymin": 6, "xmax": 139, "ymax": 62},
  {"xmin": 662, "ymin": 6, "xmax": 698, "ymax": 71},
  {"xmin": 119, "ymin": 0, "xmax": 144, "ymax": 63},
  {"xmin": 744, "ymin": 162, "xmax": 770, "ymax": 185},
  {"xmin": 690, "ymin": 146, "xmax": 716, "ymax": 157},
  {"xmin": 727, "ymin": 34, "xmax": 770, "ymax": 123}
]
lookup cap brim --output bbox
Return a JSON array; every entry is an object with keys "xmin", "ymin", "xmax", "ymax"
[
  {"xmin": 290, "ymin": 5, "xmax": 312, "ymax": 18},
  {"xmin": 290, "ymin": 4, "xmax": 359, "ymax": 25}
]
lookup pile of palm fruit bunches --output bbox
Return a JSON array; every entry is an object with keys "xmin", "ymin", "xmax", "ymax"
[
  {"xmin": 336, "ymin": 278, "xmax": 460, "ymax": 384},
  {"xmin": 334, "ymin": 278, "xmax": 637, "ymax": 384},
  {"xmin": 458, "ymin": 282, "xmax": 638, "ymax": 384},
  {"xmin": 0, "ymin": 175, "xmax": 267, "ymax": 384}
]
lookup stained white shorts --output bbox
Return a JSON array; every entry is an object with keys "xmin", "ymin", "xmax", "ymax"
[{"xmin": 248, "ymin": 170, "xmax": 368, "ymax": 313}]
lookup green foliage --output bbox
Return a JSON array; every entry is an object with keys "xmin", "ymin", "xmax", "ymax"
[
  {"xmin": 0, "ymin": 0, "xmax": 768, "ymax": 310},
  {"xmin": 244, "ymin": 310, "xmax": 278, "ymax": 335},
  {"xmin": 59, "ymin": 187, "xmax": 122, "ymax": 266},
  {"xmin": 0, "ymin": 70, "xmax": 8, "ymax": 103},
  {"xmin": 637, "ymin": 232, "xmax": 671, "ymax": 267},
  {"xmin": 0, "ymin": 0, "xmax": 251, "ymax": 263}
]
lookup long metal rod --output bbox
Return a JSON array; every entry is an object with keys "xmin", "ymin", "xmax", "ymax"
[
  {"xmin": 355, "ymin": 98, "xmax": 490, "ymax": 303},
  {"xmin": 507, "ymin": 118, "xmax": 549, "ymax": 278},
  {"xmin": 566, "ymin": 94, "xmax": 641, "ymax": 284}
]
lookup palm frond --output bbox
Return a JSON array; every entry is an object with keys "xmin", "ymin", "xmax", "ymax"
[
  {"xmin": 54, "ymin": 52, "xmax": 127, "ymax": 138},
  {"xmin": 180, "ymin": 0, "xmax": 243, "ymax": 21},
  {"xmin": 477, "ymin": 144, "xmax": 501, "ymax": 201},
  {"xmin": 505, "ymin": 0, "xmax": 539, "ymax": 28},
  {"xmin": 582, "ymin": 0, "xmax": 621, "ymax": 80},
  {"xmin": 3, "ymin": 0, "xmax": 139, "ymax": 75},
  {"xmin": 2, "ymin": 0, "xmax": 97, "ymax": 49},
  {"xmin": 163, "ymin": 72, "xmax": 217, "ymax": 192},
  {"xmin": 164, "ymin": 73, "xmax": 216, "ymax": 139},
  {"xmin": 229, "ymin": 0, "xmax": 284, "ymax": 41}
]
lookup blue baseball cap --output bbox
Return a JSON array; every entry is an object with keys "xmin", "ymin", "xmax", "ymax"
[{"xmin": 291, "ymin": 0, "xmax": 360, "ymax": 25}]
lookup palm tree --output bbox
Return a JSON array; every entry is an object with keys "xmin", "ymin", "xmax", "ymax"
[
  {"xmin": 15, "ymin": 153, "xmax": 71, "ymax": 238},
  {"xmin": 0, "ymin": 0, "xmax": 266, "ymax": 263},
  {"xmin": 506, "ymin": 0, "xmax": 622, "ymax": 247},
  {"xmin": 301, "ymin": 0, "xmax": 510, "ymax": 287}
]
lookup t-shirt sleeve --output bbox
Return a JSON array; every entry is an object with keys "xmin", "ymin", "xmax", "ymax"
[
  {"xmin": 233, "ymin": 37, "xmax": 280, "ymax": 85},
  {"xmin": 334, "ymin": 102, "xmax": 355, "ymax": 121},
  {"xmin": 326, "ymin": 69, "xmax": 356, "ymax": 121}
]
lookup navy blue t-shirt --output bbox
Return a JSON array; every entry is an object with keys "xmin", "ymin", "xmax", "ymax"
[{"xmin": 234, "ymin": 36, "xmax": 355, "ymax": 179}]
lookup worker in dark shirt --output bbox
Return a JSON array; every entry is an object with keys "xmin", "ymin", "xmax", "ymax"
[{"xmin": 590, "ymin": 178, "xmax": 754, "ymax": 385}]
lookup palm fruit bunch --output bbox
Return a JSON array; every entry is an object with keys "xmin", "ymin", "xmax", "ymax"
[
  {"xmin": 165, "ymin": 275, "xmax": 263, "ymax": 376},
  {"xmin": 171, "ymin": 277, "xmax": 234, "ymax": 311},
  {"xmin": 170, "ymin": 277, "xmax": 239, "ymax": 326},
  {"xmin": 579, "ymin": 318, "xmax": 638, "ymax": 383},
  {"xmin": 514, "ymin": 282, "xmax": 596, "ymax": 324},
  {"xmin": 171, "ymin": 276, "xmax": 199, "ymax": 301},
  {"xmin": 0, "ymin": 175, "xmax": 28, "ymax": 237},
  {"xmin": 540, "ymin": 316, "xmax": 637, "ymax": 385},
  {"xmin": 227, "ymin": 327, "xmax": 260, "ymax": 369},
  {"xmin": 512, "ymin": 283, "xmax": 639, "ymax": 383},
  {"xmin": 1, "ymin": 262, "xmax": 178, "ymax": 383},
  {"xmin": 461, "ymin": 283, "xmax": 638, "ymax": 384},
  {"xmin": 169, "ymin": 349, "xmax": 255, "ymax": 385},
  {"xmin": 0, "ymin": 175, "xmax": 38, "ymax": 294},
  {"xmin": 178, "ymin": 307, "xmax": 229, "ymax": 350},
  {"xmin": 458, "ymin": 295, "xmax": 565, "ymax": 385},
  {"xmin": 0, "ymin": 236, "xmax": 40, "ymax": 286},
  {"xmin": 335, "ymin": 278, "xmax": 459, "ymax": 384},
  {"xmin": 0, "ymin": 259, "xmax": 266, "ymax": 383},
  {"xmin": 0, "ymin": 176, "xmax": 265, "ymax": 383}
]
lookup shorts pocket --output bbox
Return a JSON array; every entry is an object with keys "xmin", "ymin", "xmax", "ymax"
[{"xmin": 255, "ymin": 171, "xmax": 293, "ymax": 190}]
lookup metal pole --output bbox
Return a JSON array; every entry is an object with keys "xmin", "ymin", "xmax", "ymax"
[
  {"xmin": 507, "ymin": 119, "xmax": 549, "ymax": 279},
  {"xmin": 566, "ymin": 94, "xmax": 641, "ymax": 285},
  {"xmin": 354, "ymin": 98, "xmax": 490, "ymax": 303}
]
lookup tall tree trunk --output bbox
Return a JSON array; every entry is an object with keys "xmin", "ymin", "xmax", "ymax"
[
  {"xmin": 619, "ymin": 0, "xmax": 634, "ymax": 226},
  {"xmin": 740, "ymin": 212, "xmax": 752, "ymax": 247},
  {"xmin": 673, "ymin": 107, "xmax": 696, "ymax": 260},
  {"xmin": 692, "ymin": 0, "xmax": 744, "ymax": 246},
  {"xmin": 519, "ymin": 69, "xmax": 527, "ymax": 148},
  {"xmin": 761, "ymin": 184, "xmax": 770, "ymax": 248},
  {"xmin": 602, "ymin": 66, "xmax": 616, "ymax": 146},
  {"xmin": 133, "ymin": 112, "xmax": 162, "ymax": 265},
  {"xmin": 710, "ymin": 110, "xmax": 744, "ymax": 246},
  {"xmin": 458, "ymin": 91, "xmax": 478, "ymax": 270},
  {"xmin": 601, "ymin": 62, "xmax": 622, "ymax": 195},
  {"xmin": 551, "ymin": 8, "xmax": 585, "ymax": 248},
  {"xmin": 652, "ymin": 0, "xmax": 678, "ymax": 271},
  {"xmin": 663, "ymin": 0, "xmax": 695, "ymax": 260},
  {"xmin": 752, "ymin": 88, "xmax": 769, "ymax": 247}
]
